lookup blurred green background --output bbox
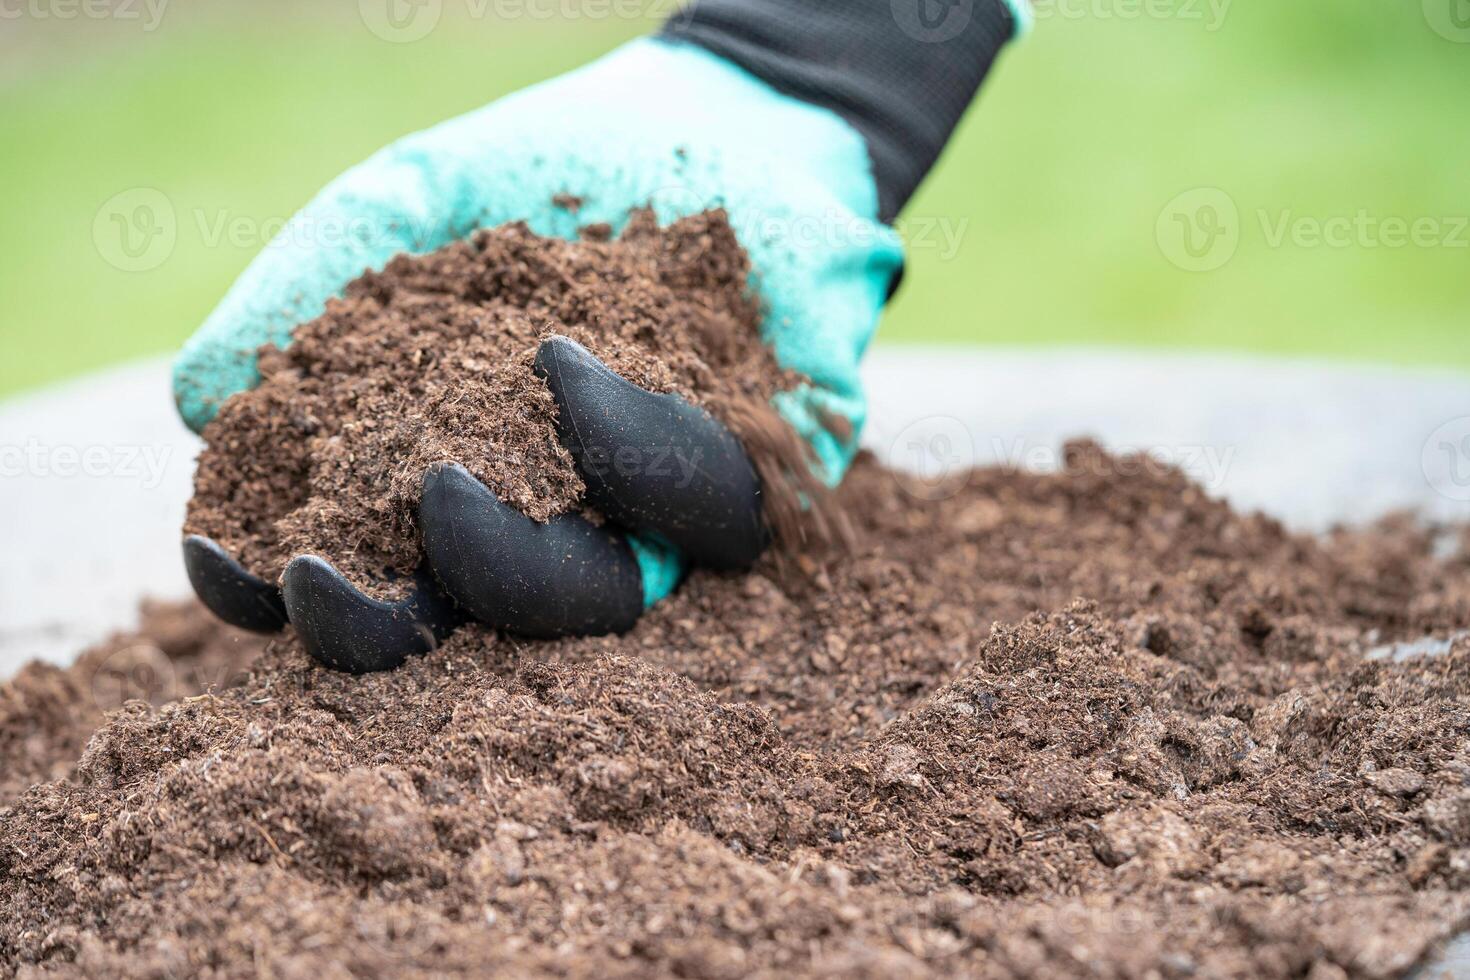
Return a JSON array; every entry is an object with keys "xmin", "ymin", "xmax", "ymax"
[{"xmin": 3, "ymin": 0, "xmax": 1468, "ymax": 400}]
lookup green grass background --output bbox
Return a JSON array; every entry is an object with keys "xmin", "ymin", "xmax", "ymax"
[{"xmin": 2, "ymin": 1, "xmax": 1467, "ymax": 400}]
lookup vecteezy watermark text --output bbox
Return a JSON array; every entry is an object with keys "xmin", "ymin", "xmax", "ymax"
[
  {"xmin": 885, "ymin": 416, "xmax": 1236, "ymax": 501},
  {"xmin": 92, "ymin": 190, "xmax": 444, "ymax": 274},
  {"xmin": 1257, "ymin": 210, "xmax": 1470, "ymax": 250},
  {"xmin": 574, "ymin": 443, "xmax": 703, "ymax": 489},
  {"xmin": 95, "ymin": 185, "xmax": 975, "ymax": 273},
  {"xmin": 1157, "ymin": 187, "xmax": 1469, "ymax": 272},
  {"xmin": 0, "ymin": 439, "xmax": 172, "ymax": 490},
  {"xmin": 990, "ymin": 436, "xmax": 1236, "ymax": 489},
  {"xmin": 357, "ymin": 0, "xmax": 691, "ymax": 42},
  {"xmin": 1031, "ymin": 0, "xmax": 1231, "ymax": 31},
  {"xmin": 0, "ymin": 0, "xmax": 168, "ymax": 29}
]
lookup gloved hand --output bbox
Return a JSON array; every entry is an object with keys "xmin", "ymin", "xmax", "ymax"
[{"xmin": 178, "ymin": 1, "xmax": 1023, "ymax": 672}]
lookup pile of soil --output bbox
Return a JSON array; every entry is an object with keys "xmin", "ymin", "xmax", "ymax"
[
  {"xmin": 0, "ymin": 601, "xmax": 267, "ymax": 808},
  {"xmin": 185, "ymin": 210, "xmax": 810, "ymax": 595},
  {"xmin": 6, "ymin": 446, "xmax": 1470, "ymax": 977}
]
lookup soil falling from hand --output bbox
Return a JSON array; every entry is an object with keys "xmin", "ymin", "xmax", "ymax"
[{"xmin": 7, "ymin": 445, "xmax": 1470, "ymax": 977}]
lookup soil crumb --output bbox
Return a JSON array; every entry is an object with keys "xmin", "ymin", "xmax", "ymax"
[
  {"xmin": 8, "ymin": 444, "xmax": 1470, "ymax": 977},
  {"xmin": 185, "ymin": 210, "xmax": 813, "ymax": 595}
]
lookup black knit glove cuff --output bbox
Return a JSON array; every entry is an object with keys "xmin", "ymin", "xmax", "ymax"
[{"xmin": 662, "ymin": 0, "xmax": 1022, "ymax": 223}]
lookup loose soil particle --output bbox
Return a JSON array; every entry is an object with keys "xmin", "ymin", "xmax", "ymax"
[
  {"xmin": 6, "ymin": 443, "xmax": 1470, "ymax": 977},
  {"xmin": 185, "ymin": 210, "xmax": 811, "ymax": 596}
]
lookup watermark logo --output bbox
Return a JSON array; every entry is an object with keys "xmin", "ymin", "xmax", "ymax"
[
  {"xmin": 646, "ymin": 184, "xmax": 719, "ymax": 225},
  {"xmin": 1156, "ymin": 187, "xmax": 1239, "ymax": 272},
  {"xmin": 1423, "ymin": 416, "xmax": 1470, "ymax": 502},
  {"xmin": 93, "ymin": 187, "xmax": 176, "ymax": 272},
  {"xmin": 356, "ymin": 907, "xmax": 442, "ymax": 962},
  {"xmin": 889, "ymin": 416, "xmax": 976, "ymax": 501},
  {"xmin": 892, "ymin": 0, "xmax": 974, "ymax": 43},
  {"xmin": 1424, "ymin": 0, "xmax": 1470, "ymax": 42},
  {"xmin": 91, "ymin": 644, "xmax": 179, "ymax": 710},
  {"xmin": 360, "ymin": 0, "xmax": 443, "ymax": 42}
]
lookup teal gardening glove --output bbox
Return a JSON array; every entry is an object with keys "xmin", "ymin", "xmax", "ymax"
[{"xmin": 177, "ymin": 0, "xmax": 1025, "ymax": 671}]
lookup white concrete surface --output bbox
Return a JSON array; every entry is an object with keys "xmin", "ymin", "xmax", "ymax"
[
  {"xmin": 2, "ymin": 349, "xmax": 1469, "ymax": 678},
  {"xmin": 863, "ymin": 347, "xmax": 1470, "ymax": 530},
  {"xmin": 1, "ymin": 359, "xmax": 202, "ymax": 674}
]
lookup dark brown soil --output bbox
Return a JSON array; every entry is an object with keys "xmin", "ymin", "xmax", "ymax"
[
  {"xmin": 7, "ymin": 444, "xmax": 1470, "ymax": 977},
  {"xmin": 185, "ymin": 210, "xmax": 811, "ymax": 596},
  {"xmin": 0, "ymin": 601, "xmax": 268, "ymax": 808}
]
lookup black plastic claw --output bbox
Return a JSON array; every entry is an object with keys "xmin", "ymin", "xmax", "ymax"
[
  {"xmin": 419, "ymin": 462, "xmax": 643, "ymax": 639},
  {"xmin": 534, "ymin": 335, "xmax": 767, "ymax": 571},
  {"xmin": 280, "ymin": 557, "xmax": 461, "ymax": 674},
  {"xmin": 183, "ymin": 534, "xmax": 288, "ymax": 634}
]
